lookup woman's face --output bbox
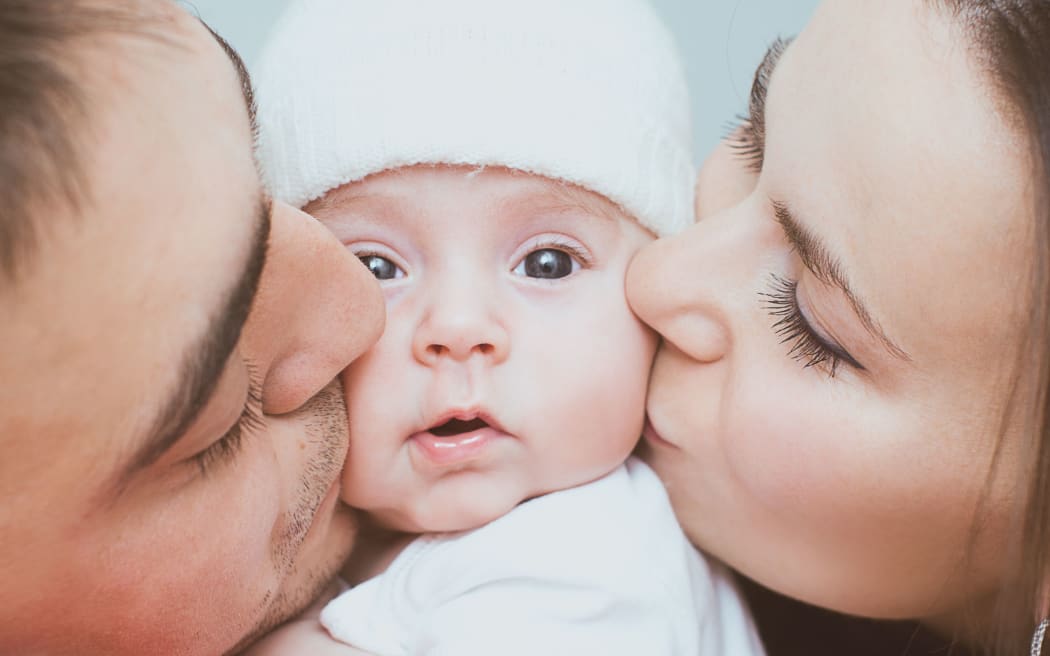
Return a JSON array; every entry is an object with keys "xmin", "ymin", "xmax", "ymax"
[{"xmin": 628, "ymin": 0, "xmax": 1034, "ymax": 626}]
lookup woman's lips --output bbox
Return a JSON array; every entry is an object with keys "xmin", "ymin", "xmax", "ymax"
[
  {"xmin": 643, "ymin": 417, "xmax": 677, "ymax": 449},
  {"xmin": 411, "ymin": 426, "xmax": 506, "ymax": 466}
]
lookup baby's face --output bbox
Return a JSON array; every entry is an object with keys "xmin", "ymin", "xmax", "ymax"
[{"xmin": 309, "ymin": 165, "xmax": 657, "ymax": 532}]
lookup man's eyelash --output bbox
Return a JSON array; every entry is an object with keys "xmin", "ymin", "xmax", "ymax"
[
  {"xmin": 760, "ymin": 274, "xmax": 862, "ymax": 377},
  {"xmin": 194, "ymin": 371, "xmax": 264, "ymax": 477}
]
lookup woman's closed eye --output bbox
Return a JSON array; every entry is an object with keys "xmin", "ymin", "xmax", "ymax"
[{"xmin": 760, "ymin": 273, "xmax": 864, "ymax": 377}]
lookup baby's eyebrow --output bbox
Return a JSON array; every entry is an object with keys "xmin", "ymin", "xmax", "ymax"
[
  {"xmin": 308, "ymin": 190, "xmax": 410, "ymax": 226},
  {"xmin": 503, "ymin": 185, "xmax": 626, "ymax": 225}
]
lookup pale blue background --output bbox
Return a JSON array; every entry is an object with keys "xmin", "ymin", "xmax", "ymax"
[{"xmin": 183, "ymin": 1, "xmax": 819, "ymax": 162}]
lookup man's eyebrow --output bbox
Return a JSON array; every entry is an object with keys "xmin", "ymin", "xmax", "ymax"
[
  {"xmin": 109, "ymin": 195, "xmax": 272, "ymax": 495},
  {"xmin": 773, "ymin": 201, "xmax": 911, "ymax": 362}
]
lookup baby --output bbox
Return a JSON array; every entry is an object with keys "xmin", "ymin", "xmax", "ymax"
[{"xmin": 250, "ymin": 0, "xmax": 765, "ymax": 654}]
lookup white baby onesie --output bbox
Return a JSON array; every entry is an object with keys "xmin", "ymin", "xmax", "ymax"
[{"xmin": 321, "ymin": 457, "xmax": 766, "ymax": 656}]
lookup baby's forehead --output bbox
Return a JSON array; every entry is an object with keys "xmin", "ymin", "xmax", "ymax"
[{"xmin": 307, "ymin": 165, "xmax": 642, "ymax": 229}]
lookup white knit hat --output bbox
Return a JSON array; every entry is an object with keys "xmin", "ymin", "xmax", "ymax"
[{"xmin": 254, "ymin": 0, "xmax": 694, "ymax": 236}]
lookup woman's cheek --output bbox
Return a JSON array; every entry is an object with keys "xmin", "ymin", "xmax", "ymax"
[
  {"xmin": 724, "ymin": 374, "xmax": 876, "ymax": 523},
  {"xmin": 726, "ymin": 369, "xmax": 945, "ymax": 532}
]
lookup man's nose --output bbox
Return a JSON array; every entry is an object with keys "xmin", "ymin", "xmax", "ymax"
[
  {"xmin": 243, "ymin": 200, "xmax": 385, "ymax": 415},
  {"xmin": 411, "ymin": 278, "xmax": 509, "ymax": 366}
]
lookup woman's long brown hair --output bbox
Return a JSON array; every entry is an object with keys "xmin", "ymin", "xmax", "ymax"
[{"xmin": 934, "ymin": 1, "xmax": 1050, "ymax": 653}]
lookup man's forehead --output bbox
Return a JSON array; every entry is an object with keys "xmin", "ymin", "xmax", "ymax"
[
  {"xmin": 200, "ymin": 19, "xmax": 259, "ymax": 135},
  {"xmin": 0, "ymin": 4, "xmax": 268, "ymax": 504}
]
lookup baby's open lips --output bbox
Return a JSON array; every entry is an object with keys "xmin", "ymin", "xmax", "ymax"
[
  {"xmin": 412, "ymin": 414, "xmax": 504, "ymax": 467},
  {"xmin": 430, "ymin": 417, "xmax": 490, "ymax": 437}
]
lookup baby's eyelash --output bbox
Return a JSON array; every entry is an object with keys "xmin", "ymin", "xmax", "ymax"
[
  {"xmin": 531, "ymin": 236, "xmax": 592, "ymax": 267},
  {"xmin": 194, "ymin": 366, "xmax": 264, "ymax": 477},
  {"xmin": 760, "ymin": 274, "xmax": 861, "ymax": 377}
]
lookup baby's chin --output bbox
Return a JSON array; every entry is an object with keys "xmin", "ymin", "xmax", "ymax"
[
  {"xmin": 396, "ymin": 502, "xmax": 517, "ymax": 534},
  {"xmin": 365, "ymin": 488, "xmax": 534, "ymax": 534}
]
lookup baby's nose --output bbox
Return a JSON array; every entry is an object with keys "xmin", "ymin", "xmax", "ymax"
[{"xmin": 412, "ymin": 292, "xmax": 510, "ymax": 366}]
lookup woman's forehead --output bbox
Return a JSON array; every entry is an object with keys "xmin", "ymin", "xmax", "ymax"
[{"xmin": 762, "ymin": 0, "xmax": 1033, "ymax": 376}]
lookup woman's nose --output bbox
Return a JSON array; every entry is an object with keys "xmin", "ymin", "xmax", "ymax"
[
  {"xmin": 411, "ymin": 280, "xmax": 509, "ymax": 366},
  {"xmin": 626, "ymin": 208, "xmax": 752, "ymax": 365},
  {"xmin": 242, "ymin": 201, "xmax": 385, "ymax": 415}
]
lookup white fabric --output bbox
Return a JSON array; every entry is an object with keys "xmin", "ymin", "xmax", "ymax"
[
  {"xmin": 254, "ymin": 0, "xmax": 695, "ymax": 236},
  {"xmin": 320, "ymin": 458, "xmax": 765, "ymax": 656}
]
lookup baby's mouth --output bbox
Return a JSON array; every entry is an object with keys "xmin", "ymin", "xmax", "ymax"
[
  {"xmin": 430, "ymin": 417, "xmax": 489, "ymax": 437},
  {"xmin": 412, "ymin": 414, "xmax": 503, "ymax": 467}
]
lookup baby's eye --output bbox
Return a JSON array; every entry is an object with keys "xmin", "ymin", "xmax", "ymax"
[
  {"xmin": 358, "ymin": 254, "xmax": 404, "ymax": 280},
  {"xmin": 513, "ymin": 248, "xmax": 580, "ymax": 280}
]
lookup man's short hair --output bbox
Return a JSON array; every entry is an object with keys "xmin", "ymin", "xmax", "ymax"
[{"xmin": 0, "ymin": 0, "xmax": 159, "ymax": 283}]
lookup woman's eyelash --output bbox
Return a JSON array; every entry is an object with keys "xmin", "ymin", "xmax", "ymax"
[
  {"xmin": 193, "ymin": 369, "xmax": 264, "ymax": 477},
  {"xmin": 760, "ymin": 274, "xmax": 861, "ymax": 377},
  {"xmin": 726, "ymin": 36, "xmax": 791, "ymax": 174},
  {"xmin": 727, "ymin": 114, "xmax": 764, "ymax": 173}
]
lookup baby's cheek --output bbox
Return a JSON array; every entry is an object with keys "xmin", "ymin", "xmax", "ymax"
[
  {"xmin": 339, "ymin": 461, "xmax": 357, "ymax": 504},
  {"xmin": 338, "ymin": 437, "xmax": 375, "ymax": 509},
  {"xmin": 339, "ymin": 464, "xmax": 372, "ymax": 519}
]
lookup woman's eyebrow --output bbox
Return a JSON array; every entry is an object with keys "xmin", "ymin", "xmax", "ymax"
[{"xmin": 774, "ymin": 201, "xmax": 911, "ymax": 362}]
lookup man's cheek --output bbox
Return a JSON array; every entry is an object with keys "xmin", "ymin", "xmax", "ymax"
[
  {"xmin": 107, "ymin": 459, "xmax": 284, "ymax": 603},
  {"xmin": 55, "ymin": 512, "xmax": 273, "ymax": 654},
  {"xmin": 119, "ymin": 476, "xmax": 278, "ymax": 582}
]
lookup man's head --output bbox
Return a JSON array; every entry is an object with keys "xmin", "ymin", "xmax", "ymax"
[{"xmin": 0, "ymin": 1, "xmax": 383, "ymax": 654}]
